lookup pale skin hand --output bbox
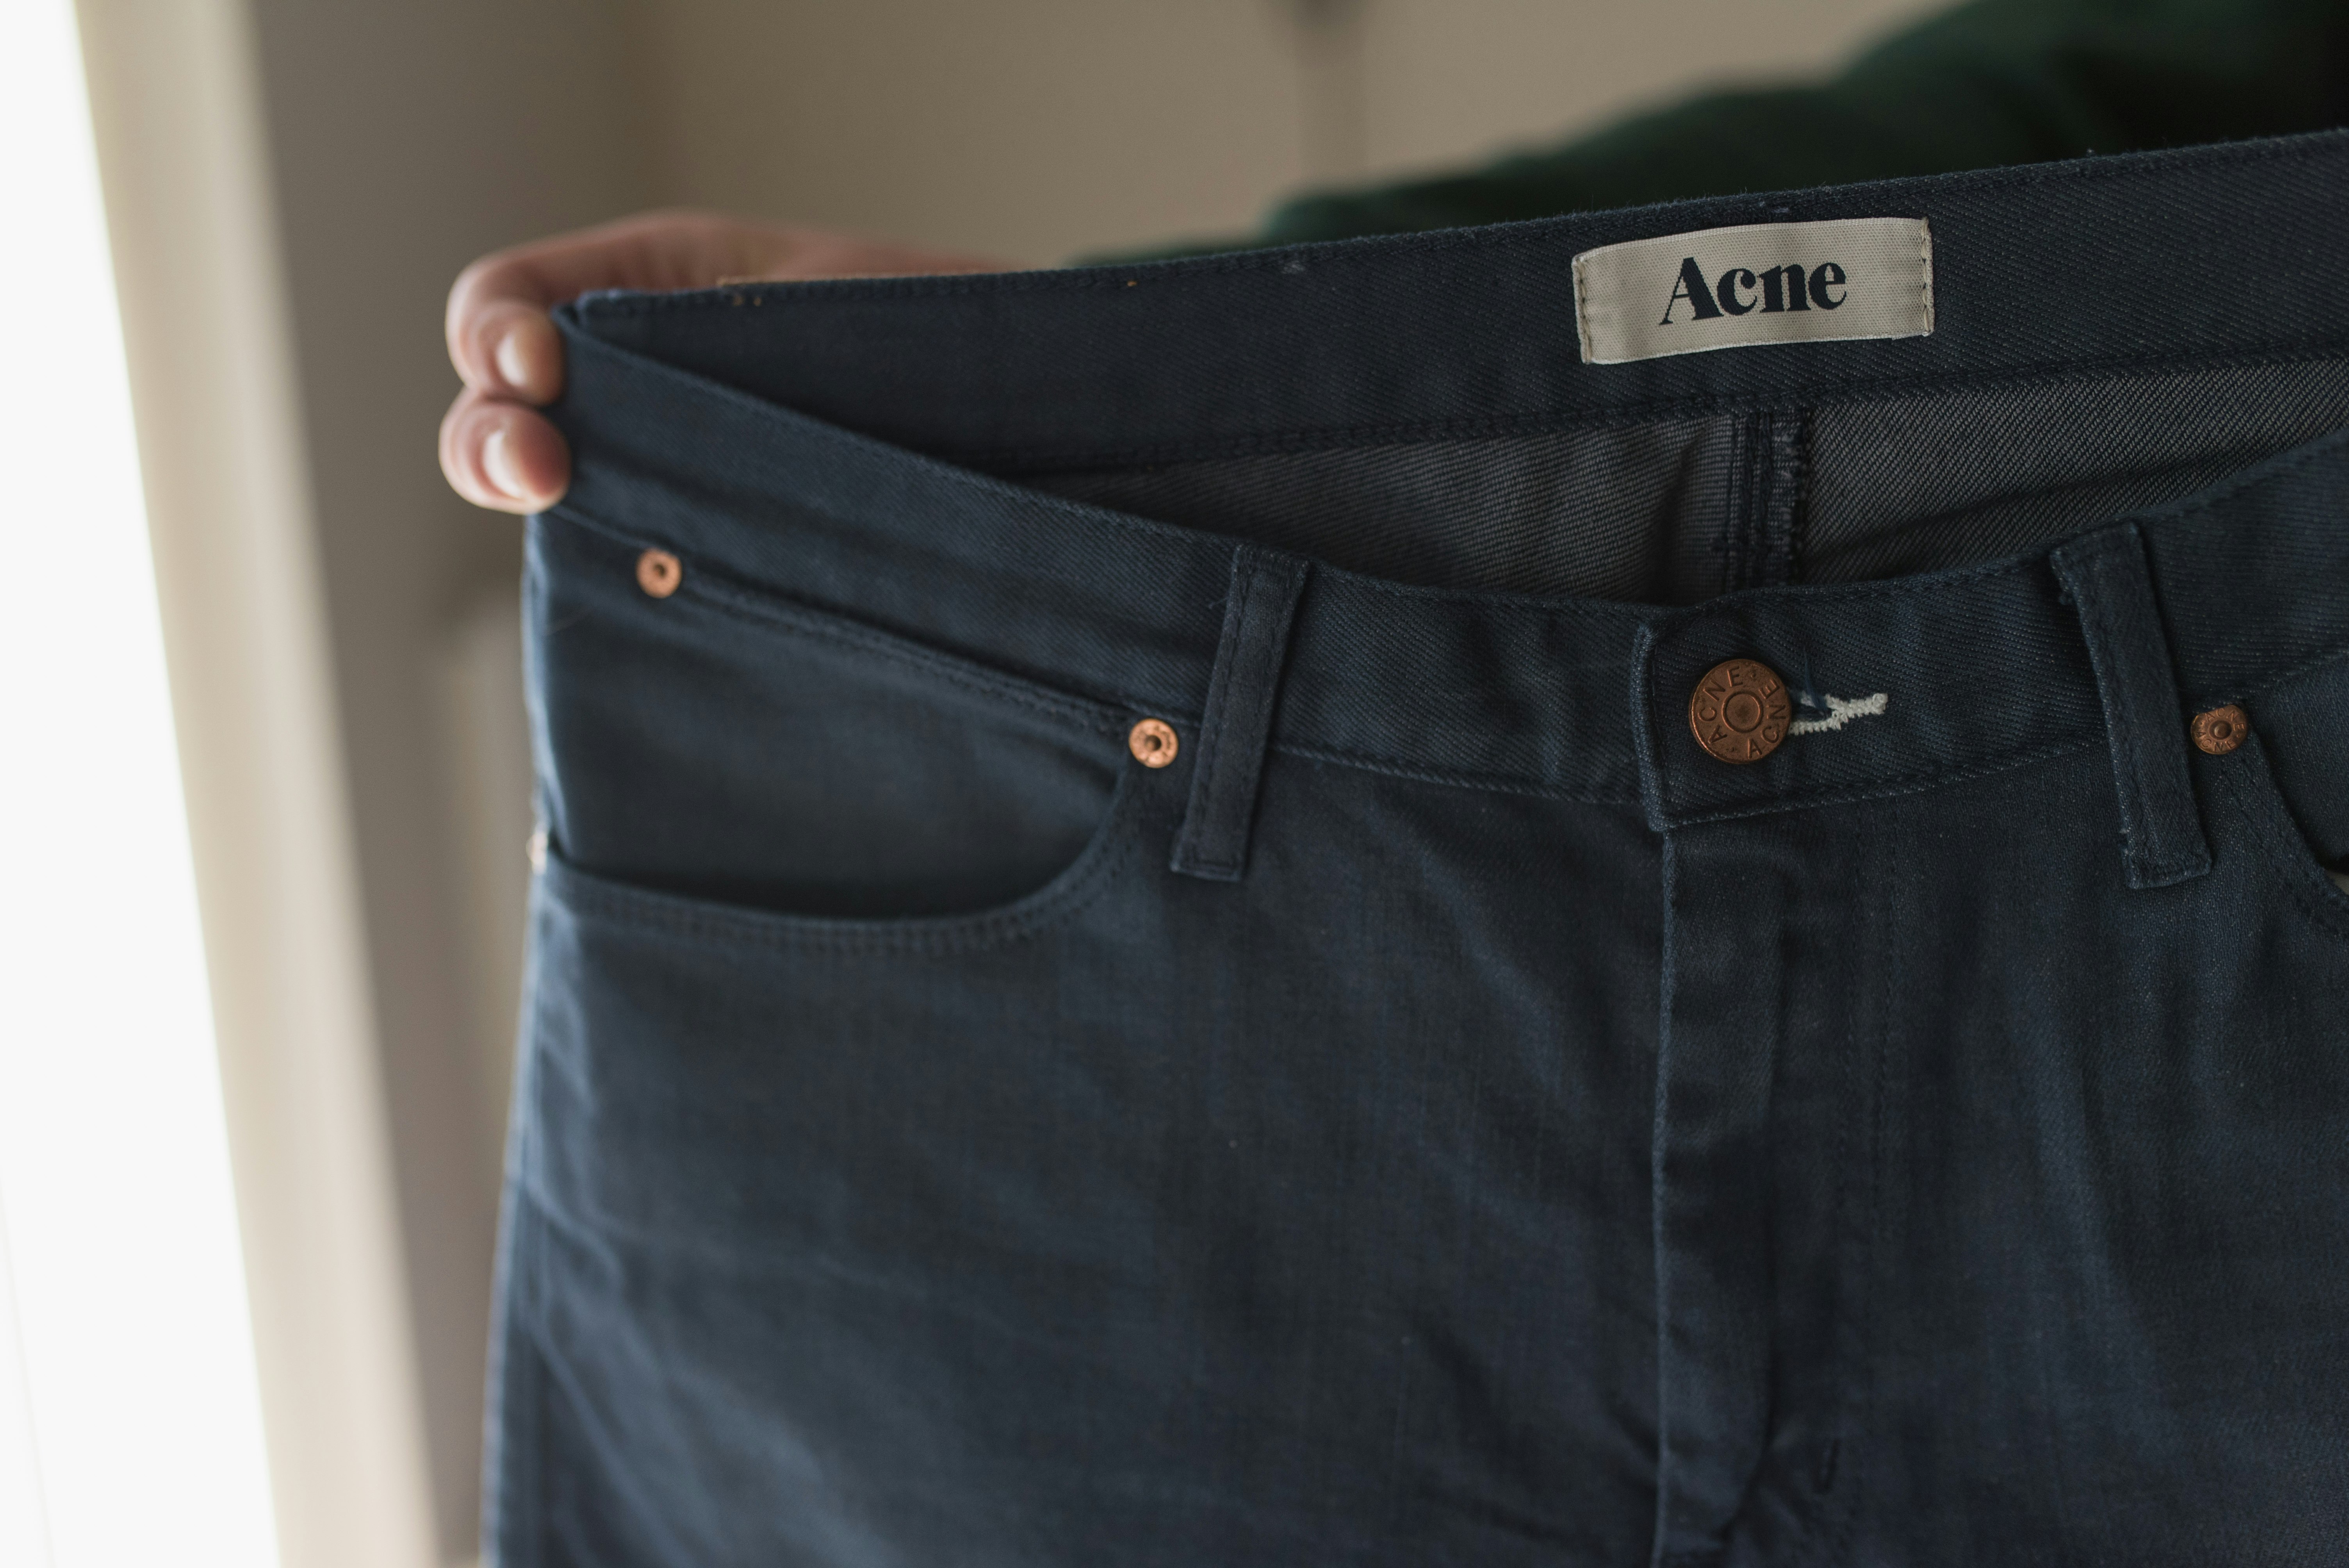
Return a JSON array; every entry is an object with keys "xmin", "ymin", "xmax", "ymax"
[{"xmin": 439, "ymin": 209, "xmax": 1011, "ymax": 513}]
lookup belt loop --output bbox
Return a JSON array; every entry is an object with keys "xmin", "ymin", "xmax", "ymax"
[
  {"xmin": 1170, "ymin": 545, "xmax": 1310, "ymax": 882},
  {"xmin": 2050, "ymin": 522, "xmax": 2212, "ymax": 890}
]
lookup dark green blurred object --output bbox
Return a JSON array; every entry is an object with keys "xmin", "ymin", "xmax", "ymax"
[{"xmin": 1144, "ymin": 0, "xmax": 2349, "ymax": 256}]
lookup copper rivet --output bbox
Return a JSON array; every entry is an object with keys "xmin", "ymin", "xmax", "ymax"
[
  {"xmin": 1128, "ymin": 718, "xmax": 1179, "ymax": 768},
  {"xmin": 1689, "ymin": 658, "xmax": 1791, "ymax": 764},
  {"xmin": 2192, "ymin": 703, "xmax": 2248, "ymax": 756},
  {"xmin": 635, "ymin": 547, "xmax": 682, "ymax": 598}
]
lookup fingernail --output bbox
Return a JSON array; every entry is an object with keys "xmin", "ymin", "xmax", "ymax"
[
  {"xmin": 494, "ymin": 328, "xmax": 533, "ymax": 394},
  {"xmin": 483, "ymin": 427, "xmax": 526, "ymax": 499}
]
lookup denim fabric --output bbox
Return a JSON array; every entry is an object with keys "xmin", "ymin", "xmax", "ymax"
[{"xmin": 491, "ymin": 131, "xmax": 2349, "ymax": 1567}]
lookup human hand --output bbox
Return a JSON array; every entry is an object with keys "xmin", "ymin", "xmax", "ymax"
[{"xmin": 439, "ymin": 210, "xmax": 1010, "ymax": 513}]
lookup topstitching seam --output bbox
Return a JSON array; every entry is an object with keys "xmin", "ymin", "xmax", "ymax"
[
  {"xmin": 2063, "ymin": 544, "xmax": 2165, "ymax": 878},
  {"xmin": 1659, "ymin": 732, "xmax": 2099, "ymax": 829},
  {"xmin": 544, "ymin": 505, "xmax": 1143, "ymax": 734},
  {"xmin": 1197, "ymin": 561, "xmax": 1255, "ymax": 824},
  {"xmin": 2221, "ymin": 637, "xmax": 2349, "ymax": 709},
  {"xmin": 952, "ymin": 340, "xmax": 2349, "ymax": 475},
  {"xmin": 543, "ymin": 767, "xmax": 1153, "ymax": 955},
  {"xmin": 2217, "ymin": 754, "xmax": 2349, "ymax": 943}
]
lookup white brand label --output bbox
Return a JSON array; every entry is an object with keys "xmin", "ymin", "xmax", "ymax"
[{"xmin": 1572, "ymin": 217, "xmax": 1934, "ymax": 365}]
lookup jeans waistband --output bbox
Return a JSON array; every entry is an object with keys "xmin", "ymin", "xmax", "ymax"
[
  {"xmin": 563, "ymin": 132, "xmax": 2349, "ymax": 469},
  {"xmin": 547, "ymin": 132, "xmax": 2349, "ymax": 830}
]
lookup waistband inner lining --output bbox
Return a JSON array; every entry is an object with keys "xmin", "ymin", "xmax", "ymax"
[{"xmin": 1018, "ymin": 356, "xmax": 2349, "ymax": 604}]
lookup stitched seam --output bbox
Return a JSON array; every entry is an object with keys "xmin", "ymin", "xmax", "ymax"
[
  {"xmin": 1812, "ymin": 811, "xmax": 1889, "ymax": 1568},
  {"xmin": 1723, "ymin": 415, "xmax": 1754, "ymax": 593},
  {"xmin": 1916, "ymin": 215, "xmax": 1935, "ymax": 336},
  {"xmin": 688, "ymin": 582, "xmax": 1131, "ymax": 737},
  {"xmin": 902, "ymin": 339, "xmax": 2349, "ymax": 473},
  {"xmin": 1661, "ymin": 734, "xmax": 2099, "ymax": 828},
  {"xmin": 519, "ymin": 1201, "xmax": 549, "ymax": 1568},
  {"xmin": 1650, "ymin": 836, "xmax": 1679, "ymax": 1568},
  {"xmin": 490, "ymin": 1031, "xmax": 560, "ymax": 1566},
  {"xmin": 1328, "ymin": 540, "xmax": 2037, "ymax": 623},
  {"xmin": 2121, "ymin": 420, "xmax": 2349, "ymax": 531},
  {"xmin": 1196, "ymin": 560, "xmax": 1257, "ymax": 836},
  {"xmin": 1787, "ymin": 409, "xmax": 1817, "ymax": 582},
  {"xmin": 1572, "ymin": 249, "xmax": 1594, "ymax": 363},
  {"xmin": 499, "ymin": 1190, "xmax": 548, "ymax": 1568},
  {"xmin": 1272, "ymin": 739, "xmax": 1639, "ymax": 805},
  {"xmin": 1631, "ymin": 621, "xmax": 1672, "ymax": 833},
  {"xmin": 1172, "ymin": 559, "xmax": 1255, "ymax": 871},
  {"xmin": 1853, "ymin": 812, "xmax": 1897, "ymax": 1566},
  {"xmin": 2203, "ymin": 636, "xmax": 2349, "ymax": 710},
  {"xmin": 2224, "ymin": 764, "xmax": 2349, "ymax": 939},
  {"xmin": 1183, "ymin": 557, "xmax": 1305, "ymax": 876},
  {"xmin": 1782, "ymin": 805, "xmax": 1866, "ymax": 1568},
  {"xmin": 686, "ymin": 579, "xmax": 1127, "ymax": 737},
  {"xmin": 543, "ymin": 772, "xmax": 1150, "ymax": 955},
  {"xmin": 2081, "ymin": 536, "xmax": 2212, "ymax": 880},
  {"xmin": 2054, "ymin": 534, "xmax": 2204, "ymax": 880},
  {"xmin": 2067, "ymin": 548, "xmax": 2161, "ymax": 880},
  {"xmin": 545, "ymin": 505, "xmax": 1134, "ymax": 736},
  {"xmin": 2217, "ymin": 758, "xmax": 2349, "ymax": 943}
]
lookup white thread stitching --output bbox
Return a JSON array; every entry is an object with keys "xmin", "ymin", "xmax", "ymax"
[
  {"xmin": 1790, "ymin": 692, "xmax": 1889, "ymax": 736},
  {"xmin": 1918, "ymin": 216, "xmax": 1935, "ymax": 335}
]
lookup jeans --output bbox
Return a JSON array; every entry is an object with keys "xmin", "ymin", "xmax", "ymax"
[{"xmin": 490, "ymin": 130, "xmax": 2349, "ymax": 1566}]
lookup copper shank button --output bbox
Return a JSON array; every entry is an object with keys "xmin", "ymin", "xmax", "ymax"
[
  {"xmin": 1689, "ymin": 658, "xmax": 1791, "ymax": 764},
  {"xmin": 636, "ymin": 547, "xmax": 683, "ymax": 598},
  {"xmin": 2192, "ymin": 703, "xmax": 2247, "ymax": 756},
  {"xmin": 1128, "ymin": 718, "xmax": 1179, "ymax": 768}
]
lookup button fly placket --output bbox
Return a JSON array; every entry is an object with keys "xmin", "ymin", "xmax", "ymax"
[
  {"xmin": 1635, "ymin": 624, "xmax": 1852, "ymax": 1568},
  {"xmin": 1648, "ymin": 827, "xmax": 1788, "ymax": 1568}
]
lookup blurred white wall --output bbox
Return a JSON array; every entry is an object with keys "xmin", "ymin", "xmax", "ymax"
[
  {"xmin": 89, "ymin": 1, "xmax": 1939, "ymax": 1562},
  {"xmin": 629, "ymin": 0, "xmax": 1943, "ymax": 264}
]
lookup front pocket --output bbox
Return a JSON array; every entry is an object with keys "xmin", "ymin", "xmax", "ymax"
[
  {"xmin": 531, "ymin": 509, "xmax": 1148, "ymax": 921},
  {"xmin": 535, "ymin": 754, "xmax": 1161, "ymax": 955},
  {"xmin": 506, "ymin": 752, "xmax": 1180, "ymax": 1562},
  {"xmin": 2209, "ymin": 727, "xmax": 2349, "ymax": 942}
]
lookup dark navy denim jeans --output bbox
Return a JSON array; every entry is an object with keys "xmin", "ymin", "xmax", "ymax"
[{"xmin": 491, "ymin": 131, "xmax": 2349, "ymax": 1566}]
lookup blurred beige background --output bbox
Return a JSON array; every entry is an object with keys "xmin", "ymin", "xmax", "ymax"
[
  {"xmin": 82, "ymin": 2, "xmax": 1939, "ymax": 1563},
  {"xmin": 631, "ymin": 0, "xmax": 1941, "ymax": 262}
]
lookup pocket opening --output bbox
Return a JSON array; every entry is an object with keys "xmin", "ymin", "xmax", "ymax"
[
  {"xmin": 533, "ymin": 755, "xmax": 1165, "ymax": 956},
  {"xmin": 2209, "ymin": 729, "xmax": 2349, "ymax": 943}
]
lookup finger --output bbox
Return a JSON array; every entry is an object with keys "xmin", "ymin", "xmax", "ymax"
[
  {"xmin": 453, "ymin": 300, "xmax": 564, "ymax": 406},
  {"xmin": 446, "ymin": 210, "xmax": 769, "ymax": 399},
  {"xmin": 446, "ymin": 211, "xmax": 1017, "ymax": 400},
  {"xmin": 438, "ymin": 390, "xmax": 570, "ymax": 513}
]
